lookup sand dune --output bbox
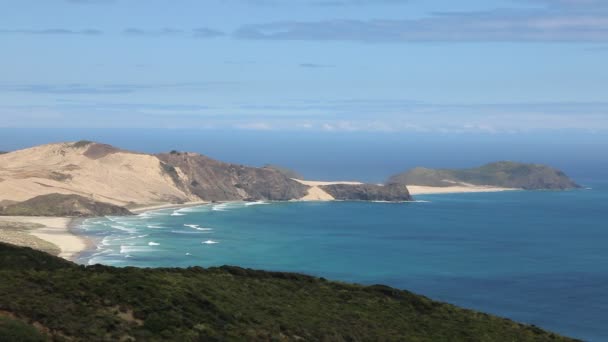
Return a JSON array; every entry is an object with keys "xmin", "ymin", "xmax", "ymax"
[
  {"xmin": 0, "ymin": 142, "xmax": 197, "ymax": 207},
  {"xmin": 292, "ymin": 179, "xmax": 364, "ymax": 201}
]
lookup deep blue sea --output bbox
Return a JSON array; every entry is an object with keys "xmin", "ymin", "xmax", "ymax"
[{"xmin": 76, "ymin": 182, "xmax": 608, "ymax": 341}]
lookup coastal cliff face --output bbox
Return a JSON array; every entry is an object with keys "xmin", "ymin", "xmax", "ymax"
[
  {"xmin": 320, "ymin": 183, "xmax": 413, "ymax": 201},
  {"xmin": 389, "ymin": 161, "xmax": 580, "ymax": 190},
  {"xmin": 0, "ymin": 141, "xmax": 409, "ymax": 212},
  {"xmin": 156, "ymin": 152, "xmax": 309, "ymax": 201}
]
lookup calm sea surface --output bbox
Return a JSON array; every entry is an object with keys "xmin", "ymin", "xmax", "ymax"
[{"xmin": 76, "ymin": 182, "xmax": 608, "ymax": 341}]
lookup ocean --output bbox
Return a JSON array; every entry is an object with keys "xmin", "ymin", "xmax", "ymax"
[{"xmin": 75, "ymin": 182, "xmax": 608, "ymax": 341}]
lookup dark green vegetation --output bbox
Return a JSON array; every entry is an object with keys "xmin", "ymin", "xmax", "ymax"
[
  {"xmin": 0, "ymin": 151, "xmax": 7, "ymax": 155},
  {"xmin": 321, "ymin": 183, "xmax": 413, "ymax": 202},
  {"xmin": 80, "ymin": 142, "xmax": 121, "ymax": 160},
  {"xmin": 0, "ymin": 194, "xmax": 133, "ymax": 217},
  {"xmin": 389, "ymin": 161, "xmax": 580, "ymax": 190},
  {"xmin": 0, "ymin": 243, "xmax": 576, "ymax": 341},
  {"xmin": 71, "ymin": 140, "xmax": 94, "ymax": 148}
]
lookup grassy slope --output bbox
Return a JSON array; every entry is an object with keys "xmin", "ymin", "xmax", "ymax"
[
  {"xmin": 389, "ymin": 162, "xmax": 579, "ymax": 189},
  {"xmin": 0, "ymin": 243, "xmax": 576, "ymax": 341},
  {"xmin": 0, "ymin": 193, "xmax": 133, "ymax": 217}
]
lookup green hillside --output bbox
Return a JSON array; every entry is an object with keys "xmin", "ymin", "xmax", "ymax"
[
  {"xmin": 0, "ymin": 243, "xmax": 576, "ymax": 341},
  {"xmin": 0, "ymin": 193, "xmax": 133, "ymax": 217},
  {"xmin": 389, "ymin": 161, "xmax": 580, "ymax": 190}
]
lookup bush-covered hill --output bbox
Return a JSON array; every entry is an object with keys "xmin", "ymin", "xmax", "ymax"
[
  {"xmin": 0, "ymin": 194, "xmax": 133, "ymax": 217},
  {"xmin": 389, "ymin": 161, "xmax": 580, "ymax": 190},
  {"xmin": 0, "ymin": 243, "xmax": 576, "ymax": 341}
]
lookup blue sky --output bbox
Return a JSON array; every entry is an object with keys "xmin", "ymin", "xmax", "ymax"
[{"xmin": 0, "ymin": 0, "xmax": 607, "ymax": 133}]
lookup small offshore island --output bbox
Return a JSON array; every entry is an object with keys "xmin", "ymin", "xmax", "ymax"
[{"xmin": 0, "ymin": 141, "xmax": 582, "ymax": 340}]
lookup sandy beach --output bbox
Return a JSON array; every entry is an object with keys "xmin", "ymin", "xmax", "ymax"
[
  {"xmin": 292, "ymin": 178, "xmax": 518, "ymax": 198},
  {"xmin": 292, "ymin": 179, "xmax": 364, "ymax": 201},
  {"xmin": 0, "ymin": 185, "xmax": 517, "ymax": 261},
  {"xmin": 0, "ymin": 216, "xmax": 86, "ymax": 260},
  {"xmin": 131, "ymin": 201, "xmax": 209, "ymax": 214},
  {"xmin": 407, "ymin": 185, "xmax": 519, "ymax": 195}
]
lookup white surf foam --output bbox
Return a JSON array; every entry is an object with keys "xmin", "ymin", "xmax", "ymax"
[
  {"xmin": 120, "ymin": 245, "xmax": 156, "ymax": 254},
  {"xmin": 184, "ymin": 224, "xmax": 213, "ymax": 231},
  {"xmin": 147, "ymin": 225, "xmax": 165, "ymax": 229},
  {"xmin": 148, "ymin": 242, "xmax": 160, "ymax": 246},
  {"xmin": 245, "ymin": 201, "xmax": 269, "ymax": 206},
  {"xmin": 212, "ymin": 204, "xmax": 228, "ymax": 211},
  {"xmin": 110, "ymin": 224, "xmax": 137, "ymax": 234},
  {"xmin": 170, "ymin": 230, "xmax": 206, "ymax": 234},
  {"xmin": 202, "ymin": 240, "xmax": 219, "ymax": 244}
]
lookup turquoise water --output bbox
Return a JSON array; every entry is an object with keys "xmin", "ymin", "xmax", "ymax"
[{"xmin": 76, "ymin": 183, "xmax": 608, "ymax": 341}]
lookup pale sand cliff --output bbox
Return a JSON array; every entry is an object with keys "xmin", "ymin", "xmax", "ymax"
[
  {"xmin": 0, "ymin": 142, "xmax": 197, "ymax": 207},
  {"xmin": 292, "ymin": 179, "xmax": 364, "ymax": 201},
  {"xmin": 0, "ymin": 216, "xmax": 86, "ymax": 260}
]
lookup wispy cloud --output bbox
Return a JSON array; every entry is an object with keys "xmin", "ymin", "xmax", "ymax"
[
  {"xmin": 1, "ymin": 99, "xmax": 606, "ymax": 132},
  {"xmin": 66, "ymin": 0, "xmax": 114, "ymax": 3},
  {"xmin": 220, "ymin": 0, "xmax": 407, "ymax": 6},
  {"xmin": 299, "ymin": 63, "xmax": 334, "ymax": 68},
  {"xmin": 0, "ymin": 29, "xmax": 102, "ymax": 35},
  {"xmin": 235, "ymin": 0, "xmax": 608, "ymax": 43},
  {"xmin": 0, "ymin": 82, "xmax": 234, "ymax": 95},
  {"xmin": 123, "ymin": 28, "xmax": 183, "ymax": 37},
  {"xmin": 193, "ymin": 27, "xmax": 225, "ymax": 38},
  {"xmin": 123, "ymin": 27, "xmax": 224, "ymax": 38}
]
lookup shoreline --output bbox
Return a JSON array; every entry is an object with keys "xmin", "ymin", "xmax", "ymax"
[
  {"xmin": 130, "ymin": 201, "xmax": 209, "ymax": 214},
  {"xmin": 1, "ymin": 188, "xmax": 518, "ymax": 262},
  {"xmin": 0, "ymin": 216, "xmax": 88, "ymax": 261},
  {"xmin": 407, "ymin": 185, "xmax": 519, "ymax": 195}
]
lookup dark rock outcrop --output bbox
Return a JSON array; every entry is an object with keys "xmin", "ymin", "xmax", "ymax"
[
  {"xmin": 0, "ymin": 194, "xmax": 133, "ymax": 217},
  {"xmin": 388, "ymin": 161, "xmax": 580, "ymax": 190},
  {"xmin": 157, "ymin": 152, "xmax": 310, "ymax": 201},
  {"xmin": 320, "ymin": 183, "xmax": 413, "ymax": 201}
]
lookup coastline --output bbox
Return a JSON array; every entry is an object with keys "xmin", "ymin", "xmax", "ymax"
[
  {"xmin": 0, "ymin": 216, "xmax": 87, "ymax": 261},
  {"xmin": 1, "ymin": 188, "xmax": 518, "ymax": 262},
  {"xmin": 407, "ymin": 185, "xmax": 519, "ymax": 195},
  {"xmin": 130, "ymin": 200, "xmax": 209, "ymax": 214}
]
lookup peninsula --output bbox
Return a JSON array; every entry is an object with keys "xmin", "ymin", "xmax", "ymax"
[{"xmin": 390, "ymin": 161, "xmax": 580, "ymax": 195}]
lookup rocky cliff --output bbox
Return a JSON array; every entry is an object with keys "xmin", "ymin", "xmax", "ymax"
[
  {"xmin": 157, "ymin": 152, "xmax": 310, "ymax": 201},
  {"xmin": 0, "ymin": 142, "xmax": 410, "ymax": 212},
  {"xmin": 320, "ymin": 183, "xmax": 412, "ymax": 201}
]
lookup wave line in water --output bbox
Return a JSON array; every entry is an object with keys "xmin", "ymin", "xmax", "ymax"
[{"xmin": 245, "ymin": 201, "xmax": 269, "ymax": 206}]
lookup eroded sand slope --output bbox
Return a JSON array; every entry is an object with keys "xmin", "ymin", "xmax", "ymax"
[{"xmin": 0, "ymin": 142, "xmax": 196, "ymax": 207}]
